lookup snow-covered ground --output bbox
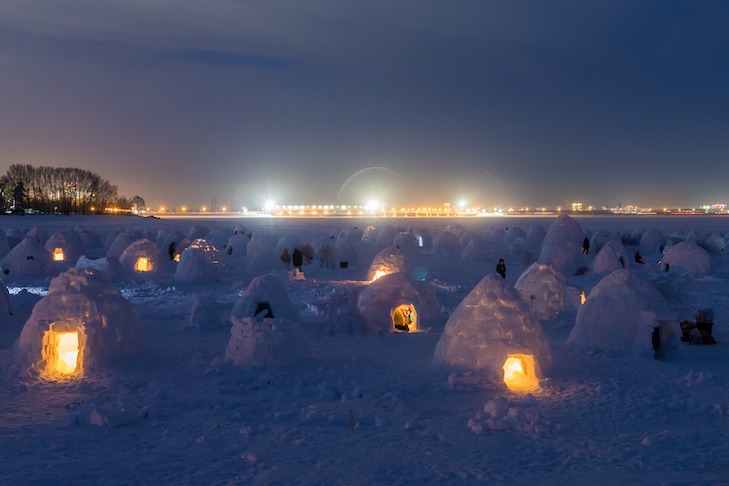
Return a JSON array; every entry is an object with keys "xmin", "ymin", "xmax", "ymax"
[{"xmin": 1, "ymin": 214, "xmax": 729, "ymax": 484}]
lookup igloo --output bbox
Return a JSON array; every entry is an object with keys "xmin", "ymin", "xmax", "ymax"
[
  {"xmin": 247, "ymin": 249, "xmax": 285, "ymax": 276},
  {"xmin": 172, "ymin": 239, "xmax": 224, "ymax": 283},
  {"xmin": 225, "ymin": 317, "xmax": 311, "ymax": 367},
  {"xmin": 567, "ymin": 269, "xmax": 678, "ymax": 359},
  {"xmin": 366, "ymin": 246, "xmax": 407, "ymax": 281},
  {"xmin": 375, "ymin": 226, "xmax": 398, "ymax": 247},
  {"xmin": 514, "ymin": 263, "xmax": 566, "ymax": 321},
  {"xmin": 14, "ymin": 268, "xmax": 144, "ymax": 380},
  {"xmin": 106, "ymin": 231, "xmax": 141, "ymax": 259},
  {"xmin": 537, "ymin": 215, "xmax": 586, "ymax": 275},
  {"xmin": 592, "ymin": 239, "xmax": 630, "ymax": 274},
  {"xmin": 433, "ymin": 274, "xmax": 551, "ymax": 393},
  {"xmin": 432, "ymin": 231, "xmax": 460, "ymax": 257},
  {"xmin": 231, "ymin": 274, "xmax": 299, "ymax": 323},
  {"xmin": 160, "ymin": 230, "xmax": 186, "ymax": 260},
  {"xmin": 335, "ymin": 238, "xmax": 359, "ymax": 268},
  {"xmin": 461, "ymin": 235, "xmax": 486, "ymax": 261},
  {"xmin": 661, "ymin": 241, "xmax": 711, "ymax": 274},
  {"xmin": 393, "ymin": 231, "xmax": 418, "ymax": 250},
  {"xmin": 187, "ymin": 224, "xmax": 210, "ymax": 240},
  {"xmin": 119, "ymin": 239, "xmax": 166, "ymax": 277},
  {"xmin": 357, "ymin": 272, "xmax": 440, "ymax": 333},
  {"xmin": 639, "ymin": 229, "xmax": 666, "ymax": 255},
  {"xmin": 45, "ymin": 230, "xmax": 84, "ymax": 264},
  {"xmin": 276, "ymin": 233, "xmax": 303, "ymax": 255},
  {"xmin": 225, "ymin": 232, "xmax": 250, "ymax": 257},
  {"xmin": 1, "ymin": 237, "xmax": 53, "ymax": 276}
]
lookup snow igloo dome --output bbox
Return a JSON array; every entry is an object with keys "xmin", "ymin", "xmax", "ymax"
[
  {"xmin": 514, "ymin": 263, "xmax": 566, "ymax": 321},
  {"xmin": 14, "ymin": 268, "xmax": 145, "ymax": 380},
  {"xmin": 357, "ymin": 272, "xmax": 440, "ymax": 333},
  {"xmin": 366, "ymin": 246, "xmax": 407, "ymax": 282},
  {"xmin": 1, "ymin": 237, "xmax": 53, "ymax": 276},
  {"xmin": 173, "ymin": 238, "xmax": 224, "ymax": 283},
  {"xmin": 567, "ymin": 269, "xmax": 678, "ymax": 359},
  {"xmin": 661, "ymin": 241, "xmax": 711, "ymax": 275},
  {"xmin": 226, "ymin": 275, "xmax": 308, "ymax": 367},
  {"xmin": 119, "ymin": 238, "xmax": 166, "ymax": 277},
  {"xmin": 433, "ymin": 274, "xmax": 551, "ymax": 393},
  {"xmin": 537, "ymin": 214, "xmax": 586, "ymax": 276}
]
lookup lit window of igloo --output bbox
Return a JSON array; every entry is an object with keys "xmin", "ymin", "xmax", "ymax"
[
  {"xmin": 119, "ymin": 239, "xmax": 165, "ymax": 276},
  {"xmin": 567, "ymin": 269, "xmax": 678, "ymax": 359},
  {"xmin": 45, "ymin": 230, "xmax": 84, "ymax": 265},
  {"xmin": 433, "ymin": 274, "xmax": 551, "ymax": 393},
  {"xmin": 14, "ymin": 268, "xmax": 145, "ymax": 380},
  {"xmin": 366, "ymin": 246, "xmax": 407, "ymax": 282},
  {"xmin": 514, "ymin": 263, "xmax": 566, "ymax": 321},
  {"xmin": 357, "ymin": 272, "xmax": 439, "ymax": 333}
]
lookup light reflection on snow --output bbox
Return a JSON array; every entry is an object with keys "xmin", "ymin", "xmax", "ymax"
[{"xmin": 7, "ymin": 287, "xmax": 48, "ymax": 297}]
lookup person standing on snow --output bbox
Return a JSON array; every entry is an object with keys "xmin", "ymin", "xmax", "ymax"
[
  {"xmin": 496, "ymin": 258, "xmax": 506, "ymax": 279},
  {"xmin": 582, "ymin": 237, "xmax": 590, "ymax": 254}
]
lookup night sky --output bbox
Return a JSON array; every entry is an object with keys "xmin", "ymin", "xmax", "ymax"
[{"xmin": 1, "ymin": 1, "xmax": 727, "ymax": 210}]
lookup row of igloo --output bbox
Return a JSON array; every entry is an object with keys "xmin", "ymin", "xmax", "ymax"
[{"xmin": 7, "ymin": 254, "xmax": 683, "ymax": 401}]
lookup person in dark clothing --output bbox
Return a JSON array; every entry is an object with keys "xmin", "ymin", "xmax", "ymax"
[
  {"xmin": 582, "ymin": 237, "xmax": 590, "ymax": 255},
  {"xmin": 634, "ymin": 250, "xmax": 644, "ymax": 264},
  {"xmin": 292, "ymin": 248, "xmax": 303, "ymax": 270},
  {"xmin": 496, "ymin": 258, "xmax": 506, "ymax": 279}
]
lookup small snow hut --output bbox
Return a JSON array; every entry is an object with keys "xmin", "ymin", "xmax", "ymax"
[
  {"xmin": 660, "ymin": 241, "xmax": 711, "ymax": 275},
  {"xmin": 537, "ymin": 214, "xmax": 586, "ymax": 276},
  {"xmin": 514, "ymin": 263, "xmax": 566, "ymax": 321},
  {"xmin": 567, "ymin": 269, "xmax": 678, "ymax": 359},
  {"xmin": 231, "ymin": 274, "xmax": 299, "ymax": 323},
  {"xmin": 45, "ymin": 230, "xmax": 84, "ymax": 264},
  {"xmin": 433, "ymin": 274, "xmax": 551, "ymax": 393},
  {"xmin": 172, "ymin": 238, "xmax": 224, "ymax": 283},
  {"xmin": 14, "ymin": 268, "xmax": 144, "ymax": 380},
  {"xmin": 119, "ymin": 238, "xmax": 166, "ymax": 276},
  {"xmin": 357, "ymin": 272, "xmax": 439, "ymax": 332},
  {"xmin": 0, "ymin": 237, "xmax": 53, "ymax": 276},
  {"xmin": 366, "ymin": 246, "xmax": 407, "ymax": 282}
]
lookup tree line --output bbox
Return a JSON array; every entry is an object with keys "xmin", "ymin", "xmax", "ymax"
[{"xmin": 0, "ymin": 164, "xmax": 145, "ymax": 215}]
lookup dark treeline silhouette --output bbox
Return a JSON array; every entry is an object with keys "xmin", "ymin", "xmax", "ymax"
[{"xmin": 0, "ymin": 164, "xmax": 144, "ymax": 215}]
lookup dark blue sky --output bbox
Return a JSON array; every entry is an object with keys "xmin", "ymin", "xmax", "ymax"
[{"xmin": 1, "ymin": 1, "xmax": 727, "ymax": 209}]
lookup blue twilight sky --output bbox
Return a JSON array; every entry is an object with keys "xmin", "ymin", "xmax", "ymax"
[{"xmin": 0, "ymin": 1, "xmax": 727, "ymax": 210}]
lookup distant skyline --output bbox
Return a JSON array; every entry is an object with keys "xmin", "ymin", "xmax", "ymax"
[{"xmin": 1, "ymin": 1, "xmax": 727, "ymax": 210}]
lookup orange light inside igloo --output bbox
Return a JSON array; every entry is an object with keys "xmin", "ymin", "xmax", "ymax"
[
  {"xmin": 391, "ymin": 304, "xmax": 417, "ymax": 332},
  {"xmin": 134, "ymin": 256, "xmax": 152, "ymax": 272},
  {"xmin": 53, "ymin": 248, "xmax": 65, "ymax": 261},
  {"xmin": 43, "ymin": 328, "xmax": 84, "ymax": 379},
  {"xmin": 372, "ymin": 270, "xmax": 387, "ymax": 281},
  {"xmin": 502, "ymin": 354, "xmax": 539, "ymax": 393}
]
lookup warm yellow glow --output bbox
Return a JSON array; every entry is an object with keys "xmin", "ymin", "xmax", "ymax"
[
  {"xmin": 55, "ymin": 332, "xmax": 79, "ymax": 375},
  {"xmin": 580, "ymin": 291, "xmax": 586, "ymax": 305},
  {"xmin": 174, "ymin": 253, "xmax": 181, "ymax": 262},
  {"xmin": 391, "ymin": 304, "xmax": 418, "ymax": 332},
  {"xmin": 502, "ymin": 354, "xmax": 539, "ymax": 393},
  {"xmin": 53, "ymin": 248, "xmax": 65, "ymax": 261},
  {"xmin": 372, "ymin": 270, "xmax": 387, "ymax": 281},
  {"xmin": 135, "ymin": 256, "xmax": 152, "ymax": 272}
]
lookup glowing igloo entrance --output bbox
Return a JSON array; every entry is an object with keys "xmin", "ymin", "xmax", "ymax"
[
  {"xmin": 502, "ymin": 354, "xmax": 539, "ymax": 393},
  {"xmin": 52, "ymin": 248, "xmax": 65, "ymax": 262},
  {"xmin": 41, "ymin": 320, "xmax": 86, "ymax": 379},
  {"xmin": 134, "ymin": 256, "xmax": 151, "ymax": 272},
  {"xmin": 391, "ymin": 304, "xmax": 417, "ymax": 332}
]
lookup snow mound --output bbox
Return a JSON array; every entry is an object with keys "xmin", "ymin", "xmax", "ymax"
[
  {"xmin": 375, "ymin": 226, "xmax": 397, "ymax": 247},
  {"xmin": 537, "ymin": 215, "xmax": 586, "ymax": 275},
  {"xmin": 568, "ymin": 269, "xmax": 678, "ymax": 358},
  {"xmin": 367, "ymin": 246, "xmax": 407, "ymax": 281},
  {"xmin": 14, "ymin": 268, "xmax": 144, "ymax": 378},
  {"xmin": 592, "ymin": 239, "xmax": 630, "ymax": 274},
  {"xmin": 119, "ymin": 238, "xmax": 166, "ymax": 277},
  {"xmin": 357, "ymin": 272, "xmax": 440, "ymax": 333},
  {"xmin": 514, "ymin": 263, "xmax": 566, "ymax": 320},
  {"xmin": 232, "ymin": 274, "xmax": 299, "ymax": 323},
  {"xmin": 225, "ymin": 317, "xmax": 311, "ymax": 367},
  {"xmin": 184, "ymin": 294, "xmax": 222, "ymax": 330},
  {"xmin": 173, "ymin": 238, "xmax": 224, "ymax": 283},
  {"xmin": 661, "ymin": 241, "xmax": 712, "ymax": 274},
  {"xmin": 0, "ymin": 280, "xmax": 11, "ymax": 315},
  {"xmin": 468, "ymin": 395, "xmax": 547, "ymax": 435},
  {"xmin": 433, "ymin": 274, "xmax": 551, "ymax": 386},
  {"xmin": 106, "ymin": 231, "xmax": 141, "ymax": 259},
  {"xmin": 432, "ymin": 231, "xmax": 460, "ymax": 257},
  {"xmin": 1, "ymin": 237, "xmax": 53, "ymax": 276}
]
